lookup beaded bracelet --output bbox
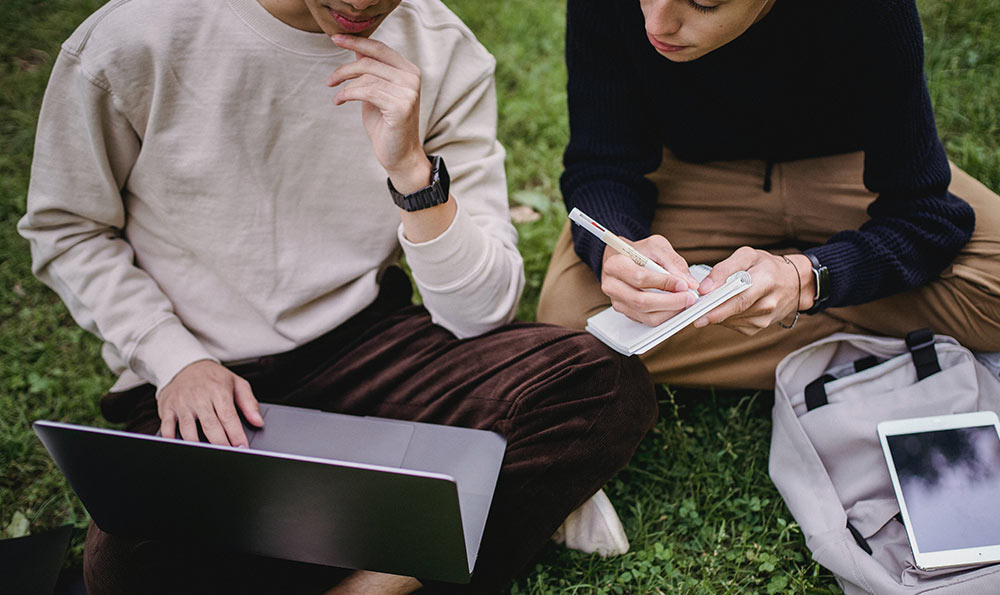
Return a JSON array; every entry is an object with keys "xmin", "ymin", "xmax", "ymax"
[{"xmin": 778, "ymin": 255, "xmax": 801, "ymax": 329}]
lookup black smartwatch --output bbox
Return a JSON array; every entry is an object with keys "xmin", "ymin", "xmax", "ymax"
[
  {"xmin": 387, "ymin": 155, "xmax": 450, "ymax": 212},
  {"xmin": 801, "ymin": 252, "xmax": 831, "ymax": 315}
]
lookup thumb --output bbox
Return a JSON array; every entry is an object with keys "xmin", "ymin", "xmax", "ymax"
[
  {"xmin": 699, "ymin": 260, "xmax": 740, "ymax": 296},
  {"xmin": 234, "ymin": 379, "xmax": 264, "ymax": 428}
]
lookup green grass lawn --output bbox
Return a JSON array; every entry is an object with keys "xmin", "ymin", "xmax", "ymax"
[{"xmin": 2, "ymin": 1, "xmax": 998, "ymax": 592}]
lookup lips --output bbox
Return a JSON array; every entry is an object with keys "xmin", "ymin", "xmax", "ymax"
[
  {"xmin": 330, "ymin": 9, "xmax": 379, "ymax": 34},
  {"xmin": 646, "ymin": 31, "xmax": 686, "ymax": 53}
]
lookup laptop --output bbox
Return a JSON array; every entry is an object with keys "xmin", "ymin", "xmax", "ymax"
[{"xmin": 33, "ymin": 403, "xmax": 506, "ymax": 584}]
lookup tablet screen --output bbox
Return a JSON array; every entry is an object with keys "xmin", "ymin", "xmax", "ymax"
[{"xmin": 886, "ymin": 424, "xmax": 1000, "ymax": 553}]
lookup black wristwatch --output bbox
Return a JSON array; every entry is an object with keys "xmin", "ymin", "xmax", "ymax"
[
  {"xmin": 387, "ymin": 155, "xmax": 450, "ymax": 212},
  {"xmin": 801, "ymin": 252, "xmax": 831, "ymax": 315}
]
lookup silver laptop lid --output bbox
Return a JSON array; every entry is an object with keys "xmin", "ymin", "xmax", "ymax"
[{"xmin": 34, "ymin": 408, "xmax": 506, "ymax": 584}]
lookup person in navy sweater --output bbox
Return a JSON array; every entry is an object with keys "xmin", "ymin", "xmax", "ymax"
[{"xmin": 539, "ymin": 0, "xmax": 1000, "ymax": 390}]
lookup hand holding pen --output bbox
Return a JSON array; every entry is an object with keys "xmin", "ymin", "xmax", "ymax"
[{"xmin": 570, "ymin": 208, "xmax": 702, "ymax": 326}]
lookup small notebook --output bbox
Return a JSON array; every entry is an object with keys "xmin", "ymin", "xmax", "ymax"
[{"xmin": 586, "ymin": 265, "xmax": 752, "ymax": 356}]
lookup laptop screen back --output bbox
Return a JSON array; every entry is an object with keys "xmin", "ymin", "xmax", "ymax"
[{"xmin": 34, "ymin": 407, "xmax": 505, "ymax": 584}]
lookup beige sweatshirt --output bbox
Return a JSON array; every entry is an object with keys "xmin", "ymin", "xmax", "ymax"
[{"xmin": 19, "ymin": 0, "xmax": 523, "ymax": 392}]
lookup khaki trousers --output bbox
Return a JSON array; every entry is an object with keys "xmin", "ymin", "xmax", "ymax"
[{"xmin": 538, "ymin": 150, "xmax": 1000, "ymax": 389}]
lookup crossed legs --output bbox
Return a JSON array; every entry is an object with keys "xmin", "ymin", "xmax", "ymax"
[
  {"xmin": 84, "ymin": 294, "xmax": 657, "ymax": 594},
  {"xmin": 538, "ymin": 150, "xmax": 1000, "ymax": 389}
]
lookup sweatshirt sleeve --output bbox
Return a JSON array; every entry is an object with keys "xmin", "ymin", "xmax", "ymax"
[
  {"xmin": 560, "ymin": 0, "xmax": 663, "ymax": 278},
  {"xmin": 399, "ymin": 57, "xmax": 524, "ymax": 338},
  {"xmin": 806, "ymin": 0, "xmax": 974, "ymax": 310},
  {"xmin": 17, "ymin": 48, "xmax": 216, "ymax": 390}
]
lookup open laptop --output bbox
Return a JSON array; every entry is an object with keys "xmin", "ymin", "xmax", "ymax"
[{"xmin": 33, "ymin": 403, "xmax": 506, "ymax": 584}]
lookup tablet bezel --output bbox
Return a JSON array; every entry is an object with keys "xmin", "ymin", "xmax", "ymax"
[{"xmin": 877, "ymin": 411, "xmax": 1000, "ymax": 570}]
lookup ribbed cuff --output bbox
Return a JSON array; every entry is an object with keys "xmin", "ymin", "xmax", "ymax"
[
  {"xmin": 129, "ymin": 317, "xmax": 218, "ymax": 394},
  {"xmin": 397, "ymin": 201, "xmax": 490, "ymax": 291},
  {"xmin": 805, "ymin": 241, "xmax": 874, "ymax": 311}
]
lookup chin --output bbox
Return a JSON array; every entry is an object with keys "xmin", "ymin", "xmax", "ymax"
[{"xmin": 657, "ymin": 48, "xmax": 705, "ymax": 62}]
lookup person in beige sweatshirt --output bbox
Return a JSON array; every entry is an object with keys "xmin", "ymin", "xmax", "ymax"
[{"xmin": 19, "ymin": 0, "xmax": 657, "ymax": 592}]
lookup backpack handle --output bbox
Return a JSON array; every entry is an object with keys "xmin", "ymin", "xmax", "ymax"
[
  {"xmin": 804, "ymin": 329, "xmax": 940, "ymax": 411},
  {"xmin": 904, "ymin": 328, "xmax": 941, "ymax": 382}
]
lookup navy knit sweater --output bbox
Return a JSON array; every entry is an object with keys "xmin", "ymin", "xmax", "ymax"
[{"xmin": 561, "ymin": 0, "xmax": 975, "ymax": 310}]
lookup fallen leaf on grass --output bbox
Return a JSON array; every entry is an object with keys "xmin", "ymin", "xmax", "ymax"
[
  {"xmin": 510, "ymin": 205, "xmax": 541, "ymax": 223},
  {"xmin": 4, "ymin": 511, "xmax": 30, "ymax": 538},
  {"xmin": 14, "ymin": 49, "xmax": 50, "ymax": 72}
]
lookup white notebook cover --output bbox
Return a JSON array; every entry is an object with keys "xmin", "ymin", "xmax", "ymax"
[{"xmin": 586, "ymin": 266, "xmax": 752, "ymax": 356}]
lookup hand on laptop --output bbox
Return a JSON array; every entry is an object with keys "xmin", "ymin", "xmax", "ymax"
[{"xmin": 158, "ymin": 360, "xmax": 264, "ymax": 447}]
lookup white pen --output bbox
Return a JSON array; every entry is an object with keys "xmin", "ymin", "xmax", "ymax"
[
  {"xmin": 569, "ymin": 208, "xmax": 668, "ymax": 273},
  {"xmin": 568, "ymin": 208, "xmax": 699, "ymax": 297}
]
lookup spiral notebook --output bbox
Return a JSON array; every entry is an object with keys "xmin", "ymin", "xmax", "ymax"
[{"xmin": 586, "ymin": 265, "xmax": 752, "ymax": 356}]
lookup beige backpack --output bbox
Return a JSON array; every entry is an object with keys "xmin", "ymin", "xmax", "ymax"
[{"xmin": 770, "ymin": 330, "xmax": 1000, "ymax": 593}]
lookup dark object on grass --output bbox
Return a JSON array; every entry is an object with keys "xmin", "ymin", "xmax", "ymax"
[{"xmin": 0, "ymin": 524, "xmax": 72, "ymax": 595}]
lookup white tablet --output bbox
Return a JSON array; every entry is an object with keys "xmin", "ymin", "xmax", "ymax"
[{"xmin": 877, "ymin": 411, "xmax": 1000, "ymax": 570}]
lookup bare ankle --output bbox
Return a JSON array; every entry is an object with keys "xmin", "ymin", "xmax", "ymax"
[{"xmin": 325, "ymin": 570, "xmax": 421, "ymax": 595}]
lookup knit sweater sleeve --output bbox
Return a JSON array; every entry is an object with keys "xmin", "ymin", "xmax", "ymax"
[
  {"xmin": 560, "ymin": 0, "xmax": 663, "ymax": 278},
  {"xmin": 805, "ymin": 0, "xmax": 974, "ymax": 310},
  {"xmin": 17, "ymin": 44, "xmax": 216, "ymax": 391}
]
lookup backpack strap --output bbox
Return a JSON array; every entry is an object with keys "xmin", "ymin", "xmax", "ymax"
[
  {"xmin": 804, "ymin": 374, "xmax": 835, "ymax": 411},
  {"xmin": 804, "ymin": 354, "xmax": 883, "ymax": 410},
  {"xmin": 853, "ymin": 355, "xmax": 880, "ymax": 373},
  {"xmin": 847, "ymin": 520, "xmax": 874, "ymax": 555},
  {"xmin": 905, "ymin": 328, "xmax": 941, "ymax": 381},
  {"xmin": 804, "ymin": 354, "xmax": 880, "ymax": 411}
]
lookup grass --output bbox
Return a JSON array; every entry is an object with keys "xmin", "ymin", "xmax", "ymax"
[{"xmin": 2, "ymin": 0, "xmax": 998, "ymax": 592}]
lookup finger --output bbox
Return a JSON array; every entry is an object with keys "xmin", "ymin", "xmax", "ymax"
[
  {"xmin": 642, "ymin": 238, "xmax": 698, "ymax": 288},
  {"xmin": 647, "ymin": 271, "xmax": 691, "ymax": 294},
  {"xmin": 629, "ymin": 285, "xmax": 696, "ymax": 316},
  {"xmin": 160, "ymin": 410, "xmax": 177, "ymax": 440},
  {"xmin": 603, "ymin": 275, "xmax": 694, "ymax": 316},
  {"xmin": 700, "ymin": 246, "xmax": 757, "ymax": 294},
  {"xmin": 195, "ymin": 404, "xmax": 231, "ymax": 446},
  {"xmin": 234, "ymin": 378, "xmax": 264, "ymax": 427},
  {"xmin": 693, "ymin": 286, "xmax": 757, "ymax": 328},
  {"xmin": 212, "ymin": 397, "xmax": 249, "ymax": 448},
  {"xmin": 334, "ymin": 78, "xmax": 413, "ymax": 110},
  {"xmin": 327, "ymin": 57, "xmax": 418, "ymax": 89},
  {"xmin": 336, "ymin": 75, "xmax": 417, "ymax": 105},
  {"xmin": 331, "ymin": 35, "xmax": 418, "ymax": 74},
  {"xmin": 711, "ymin": 309, "xmax": 772, "ymax": 336},
  {"xmin": 601, "ymin": 268, "xmax": 651, "ymax": 302},
  {"xmin": 634, "ymin": 265, "xmax": 691, "ymax": 294},
  {"xmin": 604, "ymin": 253, "xmax": 675, "ymax": 292},
  {"xmin": 177, "ymin": 412, "xmax": 200, "ymax": 443},
  {"xmin": 611, "ymin": 298, "xmax": 688, "ymax": 326},
  {"xmin": 610, "ymin": 301, "xmax": 657, "ymax": 326},
  {"xmin": 608, "ymin": 256, "xmax": 692, "ymax": 295}
]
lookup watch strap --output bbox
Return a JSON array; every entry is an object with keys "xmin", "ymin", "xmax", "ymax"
[
  {"xmin": 387, "ymin": 155, "xmax": 450, "ymax": 212},
  {"xmin": 801, "ymin": 252, "xmax": 831, "ymax": 315}
]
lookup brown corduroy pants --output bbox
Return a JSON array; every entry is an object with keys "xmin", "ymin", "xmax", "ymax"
[
  {"xmin": 538, "ymin": 150, "xmax": 1000, "ymax": 389},
  {"xmin": 83, "ymin": 267, "xmax": 657, "ymax": 595}
]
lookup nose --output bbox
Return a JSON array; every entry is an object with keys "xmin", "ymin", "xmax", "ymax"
[{"xmin": 646, "ymin": 0, "xmax": 683, "ymax": 36}]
